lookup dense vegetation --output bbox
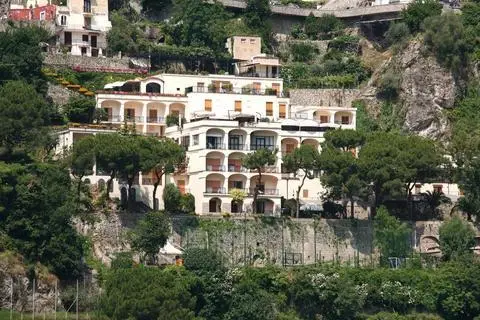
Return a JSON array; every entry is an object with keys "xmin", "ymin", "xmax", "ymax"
[
  {"xmin": 100, "ymin": 217, "xmax": 480, "ymax": 320},
  {"xmin": 4, "ymin": 1, "xmax": 480, "ymax": 319}
]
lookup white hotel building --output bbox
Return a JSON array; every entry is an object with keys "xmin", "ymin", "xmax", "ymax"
[{"xmin": 57, "ymin": 72, "xmax": 356, "ymax": 214}]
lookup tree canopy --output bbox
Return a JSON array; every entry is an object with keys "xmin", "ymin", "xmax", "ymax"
[
  {"xmin": 283, "ymin": 144, "xmax": 320, "ymax": 217},
  {"xmin": 131, "ymin": 211, "xmax": 171, "ymax": 263},
  {"xmin": 242, "ymin": 148, "xmax": 276, "ymax": 213}
]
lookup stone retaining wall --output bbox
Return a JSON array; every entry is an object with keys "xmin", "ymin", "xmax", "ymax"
[
  {"xmin": 290, "ymin": 88, "xmax": 361, "ymax": 108},
  {"xmin": 43, "ymin": 53, "xmax": 149, "ymax": 71}
]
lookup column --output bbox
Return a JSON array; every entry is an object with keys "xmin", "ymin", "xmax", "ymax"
[
  {"xmin": 165, "ymin": 103, "xmax": 170, "ymax": 117},
  {"xmin": 141, "ymin": 102, "xmax": 147, "ymax": 134},
  {"xmin": 119, "ymin": 102, "xmax": 125, "ymax": 122},
  {"xmin": 330, "ymin": 111, "xmax": 336, "ymax": 125}
]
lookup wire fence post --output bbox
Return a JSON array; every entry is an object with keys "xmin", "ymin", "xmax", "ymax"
[
  {"xmin": 76, "ymin": 280, "xmax": 79, "ymax": 320},
  {"xmin": 54, "ymin": 280, "xmax": 57, "ymax": 320},
  {"xmin": 32, "ymin": 278, "xmax": 35, "ymax": 320},
  {"xmin": 10, "ymin": 277, "xmax": 13, "ymax": 320}
]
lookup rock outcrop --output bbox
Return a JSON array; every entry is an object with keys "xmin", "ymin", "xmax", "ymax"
[
  {"xmin": 0, "ymin": 252, "xmax": 59, "ymax": 313},
  {"xmin": 0, "ymin": 0, "xmax": 10, "ymax": 21},
  {"xmin": 47, "ymin": 83, "xmax": 78, "ymax": 109},
  {"xmin": 399, "ymin": 41, "xmax": 455, "ymax": 140},
  {"xmin": 361, "ymin": 40, "xmax": 456, "ymax": 141}
]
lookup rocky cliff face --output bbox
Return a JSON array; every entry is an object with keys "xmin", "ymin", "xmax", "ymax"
[
  {"xmin": 361, "ymin": 40, "xmax": 457, "ymax": 141},
  {"xmin": 399, "ymin": 41, "xmax": 456, "ymax": 140},
  {"xmin": 0, "ymin": 0, "xmax": 9, "ymax": 18},
  {"xmin": 0, "ymin": 253, "xmax": 59, "ymax": 313}
]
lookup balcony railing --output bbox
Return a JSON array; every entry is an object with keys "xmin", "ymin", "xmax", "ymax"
[
  {"xmin": 247, "ymin": 188, "xmax": 279, "ymax": 196},
  {"xmin": 250, "ymin": 166, "xmax": 278, "ymax": 173},
  {"xmin": 185, "ymin": 86, "xmax": 288, "ymax": 97},
  {"xmin": 142, "ymin": 177, "xmax": 157, "ymax": 185},
  {"xmin": 107, "ymin": 116, "xmax": 122, "ymax": 122},
  {"xmin": 206, "ymin": 165, "xmax": 225, "ymax": 172},
  {"xmin": 204, "ymin": 187, "xmax": 227, "ymax": 194},
  {"xmin": 206, "ymin": 142, "xmax": 226, "ymax": 150},
  {"xmin": 124, "ymin": 116, "xmax": 144, "ymax": 122},
  {"xmin": 147, "ymin": 117, "xmax": 165, "ymax": 123},
  {"xmin": 335, "ymin": 120, "xmax": 352, "ymax": 125},
  {"xmin": 229, "ymin": 143, "xmax": 248, "ymax": 151},
  {"xmin": 97, "ymin": 90, "xmax": 186, "ymax": 97},
  {"xmin": 228, "ymin": 165, "xmax": 248, "ymax": 172},
  {"xmin": 250, "ymin": 144, "xmax": 275, "ymax": 151}
]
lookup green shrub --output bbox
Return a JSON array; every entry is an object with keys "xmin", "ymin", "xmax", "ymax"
[
  {"xmin": 183, "ymin": 247, "xmax": 224, "ymax": 275},
  {"xmin": 378, "ymin": 71, "xmax": 401, "ymax": 100},
  {"xmin": 111, "ymin": 252, "xmax": 135, "ymax": 269},
  {"xmin": 180, "ymin": 193, "xmax": 196, "ymax": 214},
  {"xmin": 328, "ymin": 35, "xmax": 360, "ymax": 52},
  {"xmin": 101, "ymin": 267, "xmax": 199, "ymax": 320},
  {"xmin": 385, "ymin": 22, "xmax": 410, "ymax": 47},
  {"xmin": 439, "ymin": 216, "xmax": 475, "ymax": 261},
  {"xmin": 296, "ymin": 74, "xmax": 357, "ymax": 88},
  {"xmin": 305, "ymin": 13, "xmax": 343, "ymax": 40},
  {"xmin": 423, "ymin": 13, "xmax": 469, "ymax": 71},
  {"xmin": 401, "ymin": 0, "xmax": 442, "ymax": 33},
  {"xmin": 64, "ymin": 96, "xmax": 96, "ymax": 123},
  {"xmin": 166, "ymin": 114, "xmax": 180, "ymax": 127},
  {"xmin": 163, "ymin": 183, "xmax": 181, "ymax": 213},
  {"xmin": 290, "ymin": 42, "xmax": 318, "ymax": 62}
]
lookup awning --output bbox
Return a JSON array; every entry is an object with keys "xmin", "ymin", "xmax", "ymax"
[
  {"xmin": 104, "ymin": 81, "xmax": 126, "ymax": 89},
  {"xmin": 159, "ymin": 241, "xmax": 183, "ymax": 255},
  {"xmin": 299, "ymin": 200, "xmax": 323, "ymax": 211}
]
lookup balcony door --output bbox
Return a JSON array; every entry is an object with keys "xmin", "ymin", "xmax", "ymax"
[
  {"xmin": 125, "ymin": 109, "xmax": 135, "ymax": 120},
  {"xmin": 229, "ymin": 135, "xmax": 242, "ymax": 150},
  {"xmin": 64, "ymin": 32, "xmax": 72, "ymax": 46},
  {"xmin": 207, "ymin": 136, "xmax": 221, "ymax": 149},
  {"xmin": 91, "ymin": 35, "xmax": 97, "ymax": 48},
  {"xmin": 149, "ymin": 109, "xmax": 157, "ymax": 122},
  {"xmin": 104, "ymin": 107, "xmax": 112, "ymax": 120}
]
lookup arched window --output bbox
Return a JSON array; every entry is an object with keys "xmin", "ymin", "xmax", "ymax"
[{"xmin": 146, "ymin": 83, "xmax": 161, "ymax": 93}]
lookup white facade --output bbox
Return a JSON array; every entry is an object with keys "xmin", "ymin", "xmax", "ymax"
[
  {"xmin": 56, "ymin": 0, "xmax": 111, "ymax": 56},
  {"xmin": 58, "ymin": 72, "xmax": 356, "ymax": 214},
  {"xmin": 165, "ymin": 107, "xmax": 355, "ymax": 215}
]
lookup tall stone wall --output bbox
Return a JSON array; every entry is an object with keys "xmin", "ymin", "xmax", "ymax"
[
  {"xmin": 173, "ymin": 217, "xmax": 375, "ymax": 266},
  {"xmin": 289, "ymin": 88, "xmax": 361, "ymax": 108},
  {"xmin": 43, "ymin": 54, "xmax": 149, "ymax": 71}
]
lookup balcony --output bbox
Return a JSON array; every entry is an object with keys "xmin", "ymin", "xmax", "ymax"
[
  {"xmin": 206, "ymin": 165, "xmax": 225, "ymax": 172},
  {"xmin": 185, "ymin": 86, "xmax": 287, "ymax": 97},
  {"xmin": 206, "ymin": 142, "xmax": 226, "ymax": 150},
  {"xmin": 107, "ymin": 115, "xmax": 122, "ymax": 122},
  {"xmin": 147, "ymin": 117, "xmax": 165, "ymax": 124},
  {"xmin": 229, "ymin": 143, "xmax": 248, "ymax": 151},
  {"xmin": 124, "ymin": 116, "xmax": 144, "ymax": 123},
  {"xmin": 250, "ymin": 144, "xmax": 275, "ymax": 151},
  {"xmin": 246, "ymin": 188, "xmax": 279, "ymax": 196},
  {"xmin": 204, "ymin": 187, "xmax": 227, "ymax": 195},
  {"xmin": 228, "ymin": 165, "xmax": 248, "ymax": 172},
  {"xmin": 250, "ymin": 166, "xmax": 278, "ymax": 173}
]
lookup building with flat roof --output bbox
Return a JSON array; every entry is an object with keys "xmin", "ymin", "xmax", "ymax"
[
  {"xmin": 9, "ymin": 0, "xmax": 111, "ymax": 56},
  {"xmin": 57, "ymin": 72, "xmax": 357, "ymax": 214}
]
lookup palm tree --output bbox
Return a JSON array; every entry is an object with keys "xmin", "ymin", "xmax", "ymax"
[{"xmin": 421, "ymin": 190, "xmax": 452, "ymax": 218}]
